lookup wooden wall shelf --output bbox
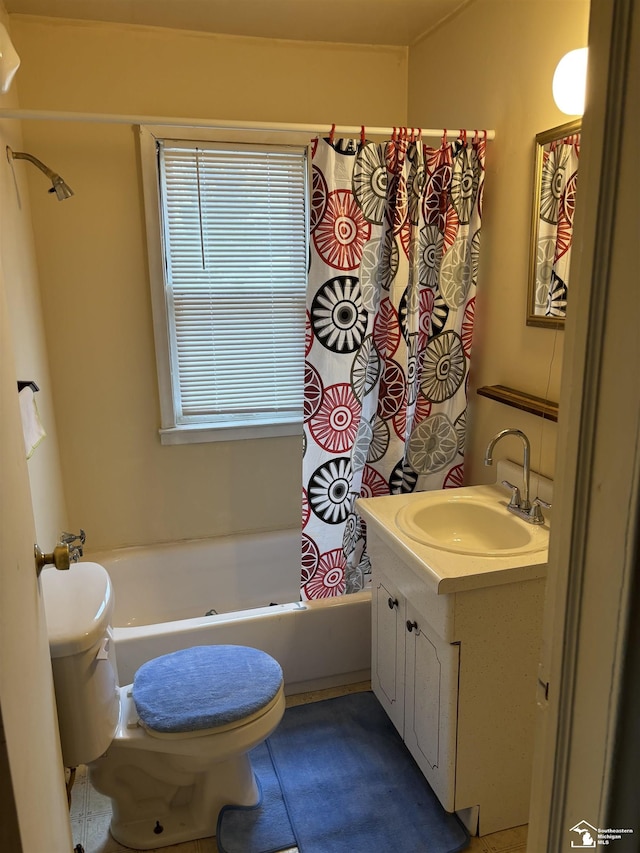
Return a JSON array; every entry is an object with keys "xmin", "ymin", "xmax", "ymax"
[{"xmin": 477, "ymin": 385, "xmax": 558, "ymax": 422}]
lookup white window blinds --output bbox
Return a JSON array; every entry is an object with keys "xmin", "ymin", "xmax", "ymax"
[{"xmin": 158, "ymin": 139, "xmax": 308, "ymax": 427}]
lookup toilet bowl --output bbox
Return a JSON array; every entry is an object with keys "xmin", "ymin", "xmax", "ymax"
[{"xmin": 41, "ymin": 562, "xmax": 285, "ymax": 850}]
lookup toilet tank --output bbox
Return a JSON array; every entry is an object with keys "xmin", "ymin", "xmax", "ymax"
[{"xmin": 41, "ymin": 562, "xmax": 120, "ymax": 767}]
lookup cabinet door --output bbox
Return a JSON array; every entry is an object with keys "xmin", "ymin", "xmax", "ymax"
[
  {"xmin": 404, "ymin": 602, "xmax": 459, "ymax": 811},
  {"xmin": 371, "ymin": 572, "xmax": 405, "ymax": 737}
]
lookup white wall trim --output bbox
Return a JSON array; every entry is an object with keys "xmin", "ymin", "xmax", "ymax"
[{"xmin": 529, "ymin": 0, "xmax": 640, "ymax": 846}]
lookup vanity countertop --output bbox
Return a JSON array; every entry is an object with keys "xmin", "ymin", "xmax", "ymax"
[{"xmin": 356, "ymin": 482, "xmax": 549, "ymax": 596}]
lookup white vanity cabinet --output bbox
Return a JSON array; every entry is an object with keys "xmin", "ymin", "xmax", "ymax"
[
  {"xmin": 372, "ymin": 574, "xmax": 406, "ymax": 735},
  {"xmin": 373, "ymin": 570, "xmax": 459, "ymax": 810},
  {"xmin": 367, "ymin": 529, "xmax": 546, "ymax": 836}
]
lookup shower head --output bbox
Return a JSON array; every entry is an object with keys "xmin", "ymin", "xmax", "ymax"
[
  {"xmin": 49, "ymin": 174, "xmax": 75, "ymax": 201},
  {"xmin": 6, "ymin": 146, "xmax": 74, "ymax": 200}
]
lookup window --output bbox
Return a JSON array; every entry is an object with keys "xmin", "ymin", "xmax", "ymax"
[{"xmin": 139, "ymin": 127, "xmax": 309, "ymax": 443}]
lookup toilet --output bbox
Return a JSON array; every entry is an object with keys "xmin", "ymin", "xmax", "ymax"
[{"xmin": 41, "ymin": 562, "xmax": 285, "ymax": 850}]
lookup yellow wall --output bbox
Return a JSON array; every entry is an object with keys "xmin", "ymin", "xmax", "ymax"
[
  {"xmin": 408, "ymin": 0, "xmax": 590, "ymax": 485},
  {"xmin": 0, "ymin": 9, "xmax": 68, "ymax": 548},
  {"xmin": 7, "ymin": 4, "xmax": 590, "ymax": 551},
  {"xmin": 9, "ymin": 17, "xmax": 408, "ymax": 550}
]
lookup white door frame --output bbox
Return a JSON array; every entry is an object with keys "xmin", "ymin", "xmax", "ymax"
[
  {"xmin": 0, "ymin": 183, "xmax": 72, "ymax": 852},
  {"xmin": 1, "ymin": 1, "xmax": 638, "ymax": 848},
  {"xmin": 528, "ymin": 0, "xmax": 640, "ymax": 847}
]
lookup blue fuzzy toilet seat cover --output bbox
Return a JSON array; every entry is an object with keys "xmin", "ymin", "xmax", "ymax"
[{"xmin": 132, "ymin": 644, "xmax": 283, "ymax": 734}]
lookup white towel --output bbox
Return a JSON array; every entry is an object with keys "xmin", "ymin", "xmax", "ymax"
[{"xmin": 18, "ymin": 386, "xmax": 46, "ymax": 458}]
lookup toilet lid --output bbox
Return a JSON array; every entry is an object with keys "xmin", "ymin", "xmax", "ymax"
[{"xmin": 132, "ymin": 645, "xmax": 283, "ymax": 735}]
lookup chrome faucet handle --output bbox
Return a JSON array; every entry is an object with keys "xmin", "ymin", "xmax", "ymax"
[
  {"xmin": 60, "ymin": 529, "xmax": 86, "ymax": 546},
  {"xmin": 60, "ymin": 530, "xmax": 85, "ymax": 562},
  {"xmin": 501, "ymin": 480, "xmax": 521, "ymax": 509},
  {"xmin": 68, "ymin": 544, "xmax": 83, "ymax": 562},
  {"xmin": 529, "ymin": 497, "xmax": 551, "ymax": 524}
]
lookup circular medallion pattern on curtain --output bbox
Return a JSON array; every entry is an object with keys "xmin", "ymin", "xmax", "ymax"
[
  {"xmin": 377, "ymin": 359, "xmax": 407, "ymax": 420},
  {"xmin": 351, "ymin": 417, "xmax": 373, "ymax": 473},
  {"xmin": 407, "ymin": 413, "xmax": 458, "ymax": 474},
  {"xmin": 461, "ymin": 298, "xmax": 475, "ymax": 357},
  {"xmin": 373, "ymin": 298, "xmax": 401, "ymax": 359},
  {"xmin": 359, "ymin": 232, "xmax": 399, "ymax": 293},
  {"xmin": 546, "ymin": 272, "xmax": 568, "ymax": 317},
  {"xmin": 555, "ymin": 171, "xmax": 577, "ymax": 262},
  {"xmin": 450, "ymin": 146, "xmax": 480, "ymax": 224},
  {"xmin": 352, "ymin": 143, "xmax": 388, "ymax": 225},
  {"xmin": 304, "ymin": 362, "xmax": 324, "ymax": 421},
  {"xmin": 313, "ymin": 189, "xmax": 372, "ymax": 270},
  {"xmin": 302, "ymin": 548, "xmax": 346, "ymax": 599},
  {"xmin": 440, "ymin": 236, "xmax": 473, "ymax": 309},
  {"xmin": 350, "ymin": 335, "xmax": 381, "ymax": 401},
  {"xmin": 361, "ymin": 464, "xmax": 389, "ymax": 498},
  {"xmin": 389, "ymin": 458, "xmax": 418, "ymax": 494},
  {"xmin": 308, "ymin": 383, "xmax": 360, "ymax": 453},
  {"xmin": 311, "ymin": 276, "xmax": 368, "ymax": 353},
  {"xmin": 301, "ymin": 534, "xmax": 319, "ymax": 582},
  {"xmin": 308, "ymin": 457, "xmax": 352, "ymax": 524},
  {"xmin": 366, "ymin": 415, "xmax": 391, "ymax": 462},
  {"xmin": 420, "ymin": 224, "xmax": 445, "ymax": 288},
  {"xmin": 534, "ymin": 136, "xmax": 578, "ymax": 317},
  {"xmin": 310, "ymin": 166, "xmax": 328, "ymax": 233},
  {"xmin": 444, "ymin": 463, "xmax": 465, "ymax": 489},
  {"xmin": 421, "ymin": 331, "xmax": 466, "ymax": 403},
  {"xmin": 540, "ymin": 144, "xmax": 571, "ymax": 225},
  {"xmin": 302, "ymin": 134, "xmax": 486, "ymax": 599}
]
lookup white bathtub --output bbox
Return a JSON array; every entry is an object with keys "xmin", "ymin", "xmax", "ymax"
[{"xmin": 87, "ymin": 530, "xmax": 371, "ymax": 694}]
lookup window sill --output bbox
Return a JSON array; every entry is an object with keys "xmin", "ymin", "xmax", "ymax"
[{"xmin": 159, "ymin": 420, "xmax": 303, "ymax": 445}]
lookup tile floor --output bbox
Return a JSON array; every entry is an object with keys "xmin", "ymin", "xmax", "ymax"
[{"xmin": 70, "ymin": 681, "xmax": 527, "ymax": 853}]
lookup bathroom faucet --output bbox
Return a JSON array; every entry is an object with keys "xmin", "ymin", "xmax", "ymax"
[
  {"xmin": 60, "ymin": 529, "xmax": 86, "ymax": 562},
  {"xmin": 484, "ymin": 428, "xmax": 548, "ymax": 523}
]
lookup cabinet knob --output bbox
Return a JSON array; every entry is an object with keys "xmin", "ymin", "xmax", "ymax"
[
  {"xmin": 406, "ymin": 620, "xmax": 418, "ymax": 633},
  {"xmin": 387, "ymin": 597, "xmax": 398, "ymax": 609}
]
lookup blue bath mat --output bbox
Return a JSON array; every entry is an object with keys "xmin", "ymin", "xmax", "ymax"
[
  {"xmin": 216, "ymin": 741, "xmax": 297, "ymax": 853},
  {"xmin": 217, "ymin": 690, "xmax": 469, "ymax": 853}
]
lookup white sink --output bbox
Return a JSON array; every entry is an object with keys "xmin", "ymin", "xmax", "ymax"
[{"xmin": 395, "ymin": 492, "xmax": 549, "ymax": 557}]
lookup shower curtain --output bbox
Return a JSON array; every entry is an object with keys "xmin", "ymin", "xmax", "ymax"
[
  {"xmin": 302, "ymin": 131, "xmax": 485, "ymax": 600},
  {"xmin": 536, "ymin": 133, "xmax": 580, "ymax": 318}
]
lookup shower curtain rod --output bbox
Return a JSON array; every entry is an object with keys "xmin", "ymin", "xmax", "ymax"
[{"xmin": 0, "ymin": 108, "xmax": 495, "ymax": 140}]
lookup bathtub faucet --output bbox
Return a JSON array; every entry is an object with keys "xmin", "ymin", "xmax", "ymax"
[
  {"xmin": 484, "ymin": 429, "xmax": 538, "ymax": 520},
  {"xmin": 60, "ymin": 529, "xmax": 86, "ymax": 562}
]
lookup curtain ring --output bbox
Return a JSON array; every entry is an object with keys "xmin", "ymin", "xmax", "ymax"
[
  {"xmin": 483, "ymin": 129, "xmax": 487, "ymax": 143},
  {"xmin": 392, "ymin": 126, "xmax": 396, "ymax": 141},
  {"xmin": 473, "ymin": 128, "xmax": 479, "ymax": 145},
  {"xmin": 461, "ymin": 128, "xmax": 467, "ymax": 145},
  {"xmin": 441, "ymin": 128, "xmax": 447, "ymax": 147},
  {"xmin": 329, "ymin": 123, "xmax": 336, "ymax": 144},
  {"xmin": 360, "ymin": 125, "xmax": 366, "ymax": 147}
]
